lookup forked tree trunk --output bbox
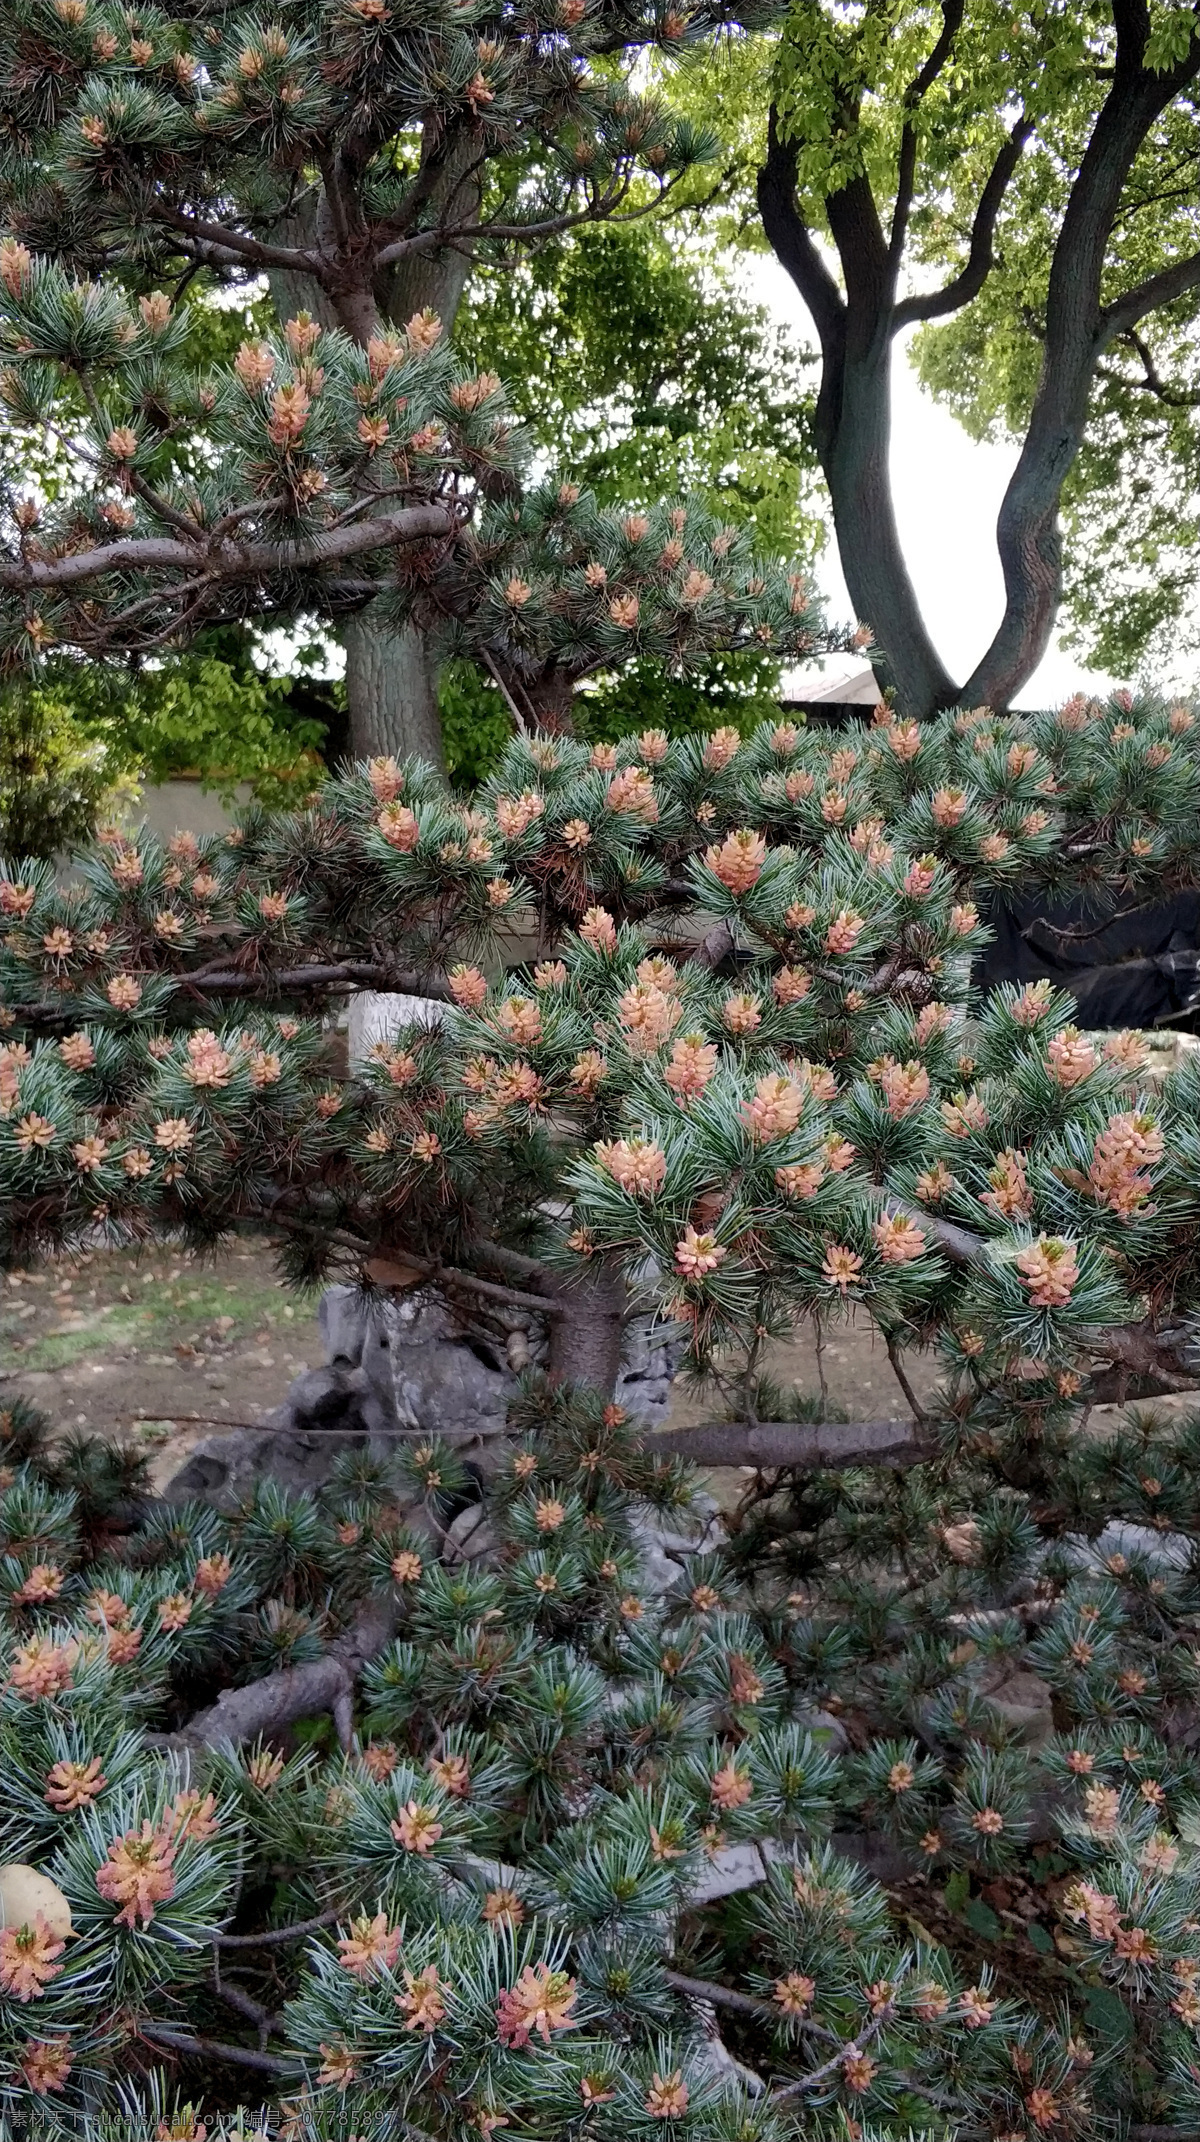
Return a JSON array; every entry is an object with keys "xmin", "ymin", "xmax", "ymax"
[{"xmin": 823, "ymin": 337, "xmax": 958, "ymax": 717}]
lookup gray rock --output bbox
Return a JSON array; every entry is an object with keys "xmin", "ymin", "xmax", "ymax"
[
  {"xmin": 976, "ymin": 1660, "xmax": 1055, "ymax": 1749},
  {"xmin": 690, "ymin": 2027, "xmax": 765, "ymax": 2099},
  {"xmin": 688, "ymin": 1843, "xmax": 766, "ymax": 1904},
  {"xmin": 627, "ymin": 1502, "xmax": 724, "ymax": 1594},
  {"xmin": 272, "ymin": 1364, "xmax": 367, "ymax": 1432},
  {"xmin": 315, "ymin": 1284, "xmax": 683, "ymax": 1449},
  {"xmin": 382, "ymin": 1291, "xmax": 519, "ymax": 1445},
  {"xmin": 167, "ymin": 1279, "xmax": 686, "ymax": 1507},
  {"xmin": 796, "ymin": 1704, "xmax": 850, "ymax": 1753},
  {"xmin": 1063, "ymin": 1518, "xmax": 1193, "ymax": 1575},
  {"xmin": 162, "ymin": 1424, "xmax": 375, "ymax": 1509},
  {"xmin": 318, "ymin": 1285, "xmax": 371, "ymax": 1368},
  {"xmin": 443, "ymin": 1503, "xmax": 498, "ymax": 1565},
  {"xmin": 348, "ymin": 991, "xmax": 446, "ymax": 1066}
]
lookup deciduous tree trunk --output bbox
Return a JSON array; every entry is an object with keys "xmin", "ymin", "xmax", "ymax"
[
  {"xmin": 757, "ymin": 11, "xmax": 1200, "ymax": 721},
  {"xmin": 824, "ymin": 338, "xmax": 958, "ymax": 716},
  {"xmin": 757, "ymin": 127, "xmax": 958, "ymax": 721}
]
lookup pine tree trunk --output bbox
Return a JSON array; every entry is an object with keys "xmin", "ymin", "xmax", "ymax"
[
  {"xmin": 341, "ymin": 614, "xmax": 445, "ymax": 766},
  {"xmin": 548, "ymin": 1256, "xmax": 627, "ymax": 1398},
  {"xmin": 266, "ymin": 155, "xmax": 481, "ymax": 765}
]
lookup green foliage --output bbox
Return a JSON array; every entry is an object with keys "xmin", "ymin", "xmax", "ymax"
[
  {"xmin": 23, "ymin": 648, "xmax": 330, "ymax": 805},
  {"xmin": 0, "ymin": 679, "xmax": 127, "ymax": 859},
  {"xmin": 440, "ymin": 649, "xmax": 797, "ymax": 786},
  {"xmin": 6, "ymin": 1376, "xmax": 1200, "ymax": 2132},
  {"xmin": 408, "ymin": 482, "xmax": 839, "ymax": 732},
  {"xmin": 8, "ymin": 694, "xmax": 1200, "ymax": 2127},
  {"xmin": 880, "ymin": 8, "xmax": 1200, "ymax": 675},
  {"xmin": 457, "ymin": 222, "xmax": 822, "ymax": 559}
]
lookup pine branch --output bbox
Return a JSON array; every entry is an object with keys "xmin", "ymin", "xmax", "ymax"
[
  {"xmin": 665, "ymin": 1971, "xmax": 836, "ymax": 2038},
  {"xmin": 650, "ymin": 1419, "xmax": 934, "ymax": 1469},
  {"xmin": 138, "ymin": 2025, "xmax": 301, "ymax": 2076},
  {"xmin": 215, "ymin": 1910, "xmax": 342, "ymax": 1950},
  {"xmin": 0, "ymin": 503, "xmax": 454, "ymax": 594},
  {"xmin": 173, "ymin": 1591, "xmax": 400, "ymax": 1753},
  {"xmin": 770, "ymin": 1999, "xmax": 897, "ymax": 2103}
]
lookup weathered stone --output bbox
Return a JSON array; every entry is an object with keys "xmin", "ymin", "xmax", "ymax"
[
  {"xmin": 976, "ymin": 1660, "xmax": 1055, "ymax": 1749},
  {"xmin": 1065, "ymin": 1517, "xmax": 1193, "ymax": 1574},
  {"xmin": 162, "ymin": 1423, "xmax": 375, "ymax": 1508},
  {"xmin": 348, "ymin": 991, "xmax": 445, "ymax": 1065},
  {"xmin": 627, "ymin": 1500, "xmax": 723, "ymax": 1594},
  {"xmin": 690, "ymin": 2026, "xmax": 765, "ymax": 2098},
  {"xmin": 318, "ymin": 1286, "xmax": 371, "ymax": 1368},
  {"xmin": 688, "ymin": 1843, "xmax": 766, "ymax": 1903},
  {"xmin": 166, "ymin": 1279, "xmax": 684, "ymax": 1506},
  {"xmin": 271, "ymin": 1364, "xmax": 368, "ymax": 1432},
  {"xmin": 315, "ymin": 1283, "xmax": 683, "ymax": 1450},
  {"xmin": 443, "ymin": 1502, "xmax": 498, "ymax": 1565},
  {"xmin": 796, "ymin": 1704, "xmax": 850, "ymax": 1753}
]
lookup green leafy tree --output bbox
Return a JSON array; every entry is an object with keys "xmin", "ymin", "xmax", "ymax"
[
  {"xmin": 910, "ymin": 117, "xmax": 1200, "ymax": 680},
  {"xmin": 0, "ymin": 678, "xmax": 127, "ymax": 858},
  {"xmin": 459, "ymin": 221, "xmax": 819, "ymax": 551},
  {"xmin": 20, "ymin": 645, "xmax": 332, "ymax": 804},
  {"xmin": 6, "ymin": 692, "xmax": 1200, "ymax": 2129},
  {"xmin": 752, "ymin": 1, "xmax": 1200, "ymax": 715}
]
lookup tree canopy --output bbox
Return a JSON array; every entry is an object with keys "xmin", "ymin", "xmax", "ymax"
[
  {"xmin": 0, "ymin": 0, "xmax": 780, "ymax": 757},
  {"xmin": 744, "ymin": 1, "xmax": 1200, "ymax": 713}
]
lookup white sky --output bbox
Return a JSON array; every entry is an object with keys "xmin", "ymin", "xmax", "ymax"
[{"xmin": 746, "ymin": 255, "xmax": 1118, "ymax": 709}]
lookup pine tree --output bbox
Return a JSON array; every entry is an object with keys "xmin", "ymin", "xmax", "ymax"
[
  {"xmin": 0, "ymin": 249, "xmax": 842, "ymax": 741},
  {"xmin": 7, "ymin": 651, "xmax": 1200, "ymax": 2128},
  {"xmin": 0, "ymin": 0, "xmax": 770, "ymax": 756}
]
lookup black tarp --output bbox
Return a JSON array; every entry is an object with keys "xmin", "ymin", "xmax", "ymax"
[{"xmin": 977, "ymin": 892, "xmax": 1200, "ymax": 1028}]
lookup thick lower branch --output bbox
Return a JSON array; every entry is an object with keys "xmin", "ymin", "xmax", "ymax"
[
  {"xmin": 175, "ymin": 1592, "xmax": 399, "ymax": 1752},
  {"xmin": 1087, "ymin": 1321, "xmax": 1199, "ymax": 1383},
  {"xmin": 651, "ymin": 1419, "xmax": 933, "ymax": 1469},
  {"xmin": 139, "ymin": 2025, "xmax": 299, "ymax": 2077},
  {"xmin": 13, "ymin": 964, "xmax": 453, "ymax": 1027},
  {"xmin": 0, "ymin": 503, "xmax": 453, "ymax": 594}
]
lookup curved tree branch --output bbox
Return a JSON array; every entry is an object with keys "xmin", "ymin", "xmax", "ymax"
[
  {"xmin": 756, "ymin": 110, "xmax": 845, "ymax": 354},
  {"xmin": 0, "ymin": 502, "xmax": 454, "ymax": 594},
  {"xmin": 1101, "ymin": 245, "xmax": 1200, "ymax": 339},
  {"xmin": 892, "ymin": 117, "xmax": 1033, "ymax": 330},
  {"xmin": 890, "ymin": 0, "xmax": 967, "ymax": 267},
  {"xmin": 174, "ymin": 1591, "xmax": 401, "ymax": 1753}
]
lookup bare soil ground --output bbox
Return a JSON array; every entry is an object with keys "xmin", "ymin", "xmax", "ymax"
[
  {"xmin": 0, "ymin": 1244, "xmax": 324, "ymax": 1488},
  {"xmin": 0, "ymin": 1241, "xmax": 943, "ymax": 1491}
]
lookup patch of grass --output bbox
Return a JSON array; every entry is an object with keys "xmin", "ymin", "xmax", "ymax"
[
  {"xmin": 4, "ymin": 1303, "xmax": 148, "ymax": 1371},
  {"xmin": 0, "ymin": 1251, "xmax": 321, "ymax": 1373}
]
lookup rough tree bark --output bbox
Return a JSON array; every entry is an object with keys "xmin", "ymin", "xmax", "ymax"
[
  {"xmin": 962, "ymin": 9, "xmax": 1200, "ymax": 708},
  {"xmin": 653, "ymin": 1417, "xmax": 932, "ymax": 1468},
  {"xmin": 757, "ymin": 4, "xmax": 1200, "ymax": 718},
  {"xmin": 340, "ymin": 612, "xmax": 445, "ymax": 766},
  {"xmin": 266, "ymin": 155, "xmax": 483, "ymax": 766},
  {"xmin": 547, "ymin": 1254, "xmax": 629, "ymax": 1397}
]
